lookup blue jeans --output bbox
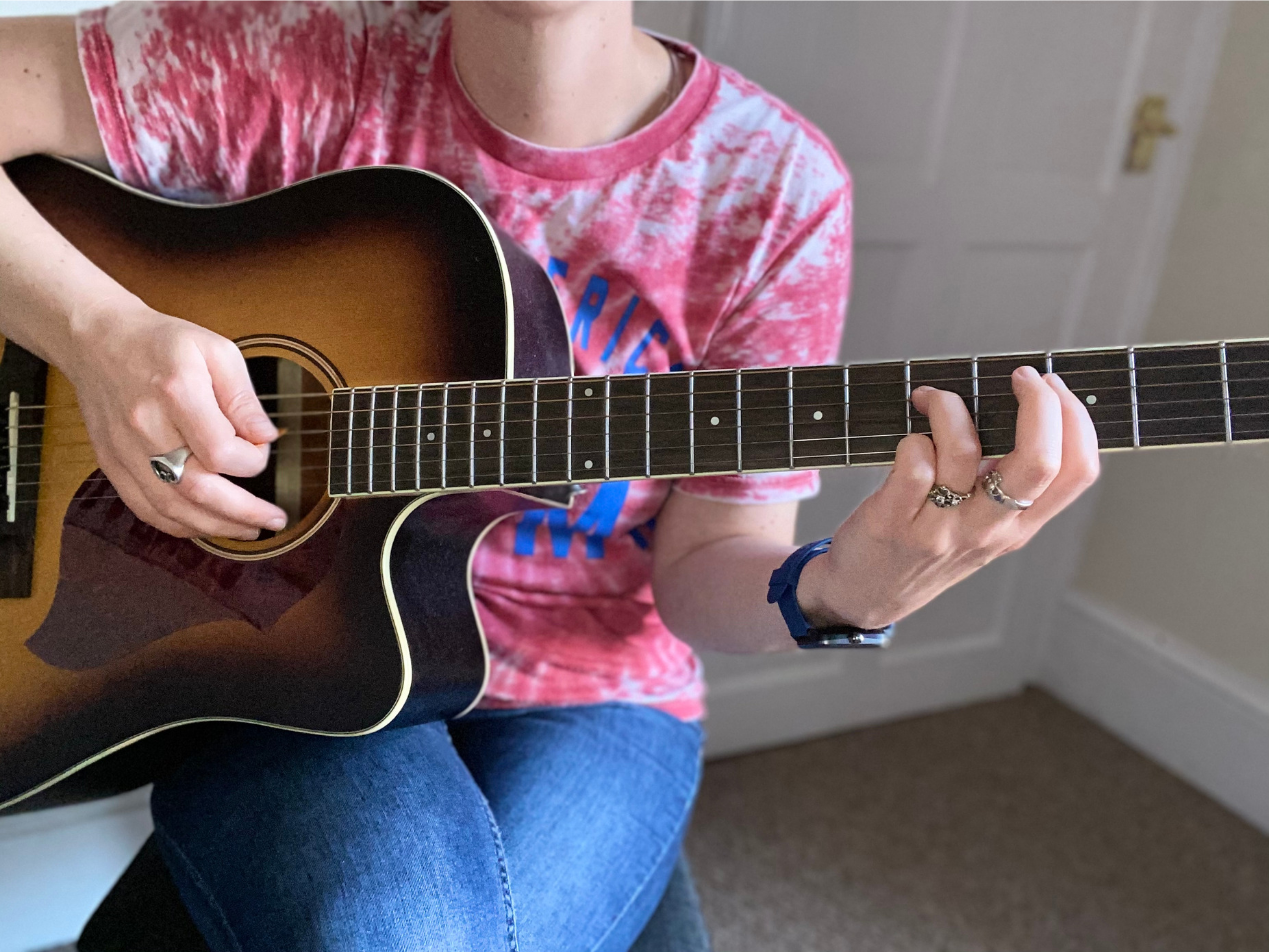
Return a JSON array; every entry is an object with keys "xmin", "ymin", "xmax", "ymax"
[{"xmin": 149, "ymin": 704, "xmax": 703, "ymax": 952}]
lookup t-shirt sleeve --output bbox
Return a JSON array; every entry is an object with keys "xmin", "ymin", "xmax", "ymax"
[
  {"xmin": 76, "ymin": 1, "xmax": 369, "ymax": 201},
  {"xmin": 675, "ymin": 182, "xmax": 852, "ymax": 505}
]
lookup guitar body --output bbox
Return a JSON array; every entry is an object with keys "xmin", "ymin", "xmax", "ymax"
[{"xmin": 0, "ymin": 156, "xmax": 572, "ymax": 811}]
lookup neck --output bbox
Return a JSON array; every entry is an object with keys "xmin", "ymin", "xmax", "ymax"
[
  {"xmin": 449, "ymin": 1, "xmax": 673, "ymax": 148},
  {"xmin": 325, "ymin": 341, "xmax": 1269, "ymax": 498}
]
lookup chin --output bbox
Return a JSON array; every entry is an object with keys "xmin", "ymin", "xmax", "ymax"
[{"xmin": 469, "ymin": 1, "xmax": 628, "ymax": 24}]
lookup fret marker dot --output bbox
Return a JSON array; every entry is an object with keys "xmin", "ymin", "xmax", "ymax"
[
  {"xmin": 427, "ymin": 432, "xmax": 435, "ymax": 441},
  {"xmin": 710, "ymin": 416, "xmax": 720, "ymax": 426},
  {"xmin": 1085, "ymin": 394, "xmax": 1097, "ymax": 405},
  {"xmin": 483, "ymin": 428, "xmax": 492, "ymax": 438},
  {"xmin": 813, "ymin": 410, "xmax": 824, "ymax": 420},
  {"xmin": 584, "ymin": 459, "xmax": 593, "ymax": 469},
  {"xmin": 584, "ymin": 388, "xmax": 593, "ymax": 397}
]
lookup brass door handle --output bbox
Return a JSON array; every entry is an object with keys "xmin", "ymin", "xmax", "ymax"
[{"xmin": 1125, "ymin": 95, "xmax": 1177, "ymax": 173}]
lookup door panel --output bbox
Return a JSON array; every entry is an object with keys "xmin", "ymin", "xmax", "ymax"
[{"xmin": 635, "ymin": 0, "xmax": 1229, "ymax": 754}]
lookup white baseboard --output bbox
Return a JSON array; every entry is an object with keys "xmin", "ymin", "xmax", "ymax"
[
  {"xmin": 1040, "ymin": 592, "xmax": 1269, "ymax": 835},
  {"xmin": 0, "ymin": 788, "xmax": 152, "ymax": 952},
  {"xmin": 702, "ymin": 630, "xmax": 1023, "ymax": 759}
]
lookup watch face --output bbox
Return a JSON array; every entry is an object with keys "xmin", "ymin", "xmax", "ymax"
[{"xmin": 797, "ymin": 626, "xmax": 894, "ymax": 649}]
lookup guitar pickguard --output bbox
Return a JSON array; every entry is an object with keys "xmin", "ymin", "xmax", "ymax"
[{"xmin": 26, "ymin": 472, "xmax": 341, "ymax": 671}]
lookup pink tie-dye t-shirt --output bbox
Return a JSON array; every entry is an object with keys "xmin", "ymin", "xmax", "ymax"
[{"xmin": 76, "ymin": 2, "xmax": 851, "ymax": 721}]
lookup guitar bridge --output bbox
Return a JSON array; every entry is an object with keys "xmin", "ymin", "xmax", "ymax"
[{"xmin": 0, "ymin": 342, "xmax": 47, "ymax": 598}]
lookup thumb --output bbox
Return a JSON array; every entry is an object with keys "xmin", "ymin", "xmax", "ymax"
[{"xmin": 203, "ymin": 339, "xmax": 279, "ymax": 444}]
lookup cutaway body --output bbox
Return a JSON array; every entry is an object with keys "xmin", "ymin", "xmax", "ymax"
[{"xmin": 0, "ymin": 156, "xmax": 572, "ymax": 811}]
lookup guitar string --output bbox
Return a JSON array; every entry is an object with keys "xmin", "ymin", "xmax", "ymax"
[
  {"xmin": 9, "ymin": 355, "xmax": 1269, "ymax": 415},
  {"xmin": 16, "ymin": 421, "xmax": 1269, "ymax": 508},
  {"xmin": 7, "ymin": 388, "xmax": 1269, "ymax": 456},
  {"xmin": 13, "ymin": 371, "xmax": 1269, "ymax": 435},
  {"xmin": 5, "ymin": 411, "xmax": 1259, "ymax": 491}
]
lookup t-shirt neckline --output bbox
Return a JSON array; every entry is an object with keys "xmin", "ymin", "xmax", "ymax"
[{"xmin": 439, "ymin": 25, "xmax": 718, "ymax": 181}]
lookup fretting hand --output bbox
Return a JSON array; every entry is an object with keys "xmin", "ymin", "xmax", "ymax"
[{"xmin": 795, "ymin": 366, "xmax": 1100, "ymax": 630}]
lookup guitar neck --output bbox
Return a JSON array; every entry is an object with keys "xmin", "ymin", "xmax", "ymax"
[{"xmin": 327, "ymin": 340, "xmax": 1269, "ymax": 497}]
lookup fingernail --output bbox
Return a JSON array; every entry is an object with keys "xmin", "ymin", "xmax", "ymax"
[
  {"xmin": 913, "ymin": 386, "xmax": 932, "ymax": 395},
  {"xmin": 267, "ymin": 516, "xmax": 287, "ymax": 531}
]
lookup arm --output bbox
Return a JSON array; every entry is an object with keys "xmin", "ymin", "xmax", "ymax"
[
  {"xmin": 0, "ymin": 17, "xmax": 285, "ymax": 539},
  {"xmin": 652, "ymin": 369, "xmax": 1100, "ymax": 653}
]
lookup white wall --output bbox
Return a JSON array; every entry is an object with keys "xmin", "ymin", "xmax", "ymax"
[
  {"xmin": 1039, "ymin": 2, "xmax": 1269, "ymax": 836},
  {"xmin": 1072, "ymin": 2, "xmax": 1269, "ymax": 685}
]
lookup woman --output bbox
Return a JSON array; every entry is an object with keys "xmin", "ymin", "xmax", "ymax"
[{"xmin": 0, "ymin": 3, "xmax": 1098, "ymax": 949}]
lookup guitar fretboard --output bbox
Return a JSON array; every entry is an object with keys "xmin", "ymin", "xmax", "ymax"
[{"xmin": 327, "ymin": 340, "xmax": 1269, "ymax": 497}]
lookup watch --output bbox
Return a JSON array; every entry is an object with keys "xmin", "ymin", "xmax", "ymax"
[{"xmin": 766, "ymin": 538, "xmax": 895, "ymax": 649}]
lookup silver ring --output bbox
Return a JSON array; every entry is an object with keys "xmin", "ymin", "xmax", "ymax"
[
  {"xmin": 982, "ymin": 469, "xmax": 1033, "ymax": 511},
  {"xmin": 150, "ymin": 446, "xmax": 192, "ymax": 485},
  {"xmin": 926, "ymin": 484, "xmax": 974, "ymax": 508}
]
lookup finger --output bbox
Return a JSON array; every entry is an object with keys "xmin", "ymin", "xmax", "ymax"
[
  {"xmin": 910, "ymin": 387, "xmax": 981, "ymax": 497},
  {"xmin": 1020, "ymin": 373, "xmax": 1100, "ymax": 524},
  {"xmin": 97, "ymin": 454, "xmax": 198, "ymax": 538},
  {"xmin": 202, "ymin": 339, "xmax": 280, "ymax": 445},
  {"xmin": 871, "ymin": 433, "xmax": 937, "ymax": 523},
  {"xmin": 111, "ymin": 434, "xmax": 271, "ymax": 539},
  {"xmin": 163, "ymin": 367, "xmax": 272, "ymax": 478},
  {"xmin": 145, "ymin": 481, "xmax": 264, "ymax": 541},
  {"xmin": 986, "ymin": 366, "xmax": 1063, "ymax": 508},
  {"xmin": 173, "ymin": 460, "xmax": 288, "ymax": 531}
]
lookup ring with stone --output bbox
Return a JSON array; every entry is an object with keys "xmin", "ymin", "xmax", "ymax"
[
  {"xmin": 926, "ymin": 484, "xmax": 974, "ymax": 509},
  {"xmin": 149, "ymin": 446, "xmax": 193, "ymax": 485}
]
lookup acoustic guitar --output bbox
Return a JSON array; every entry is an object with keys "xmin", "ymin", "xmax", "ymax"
[{"xmin": 2, "ymin": 155, "xmax": 1265, "ymax": 812}]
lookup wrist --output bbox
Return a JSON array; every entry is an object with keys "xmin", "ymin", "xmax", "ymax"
[
  {"xmin": 794, "ymin": 552, "xmax": 838, "ymax": 627},
  {"xmin": 794, "ymin": 543, "xmax": 894, "ymax": 632},
  {"xmin": 768, "ymin": 540, "xmax": 894, "ymax": 649},
  {"xmin": 62, "ymin": 289, "xmax": 147, "ymax": 381}
]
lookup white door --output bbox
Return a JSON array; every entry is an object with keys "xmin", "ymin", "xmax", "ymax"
[{"xmin": 634, "ymin": 1, "xmax": 1230, "ymax": 755}]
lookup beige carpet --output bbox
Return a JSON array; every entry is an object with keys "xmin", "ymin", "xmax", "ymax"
[{"xmin": 686, "ymin": 688, "xmax": 1269, "ymax": 952}]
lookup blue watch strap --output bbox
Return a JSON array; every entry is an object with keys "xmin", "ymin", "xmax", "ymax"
[{"xmin": 767, "ymin": 538, "xmax": 894, "ymax": 649}]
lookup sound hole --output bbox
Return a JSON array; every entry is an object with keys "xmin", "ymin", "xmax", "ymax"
[{"xmin": 223, "ymin": 355, "xmax": 330, "ymax": 545}]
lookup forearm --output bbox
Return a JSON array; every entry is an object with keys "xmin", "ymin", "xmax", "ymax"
[
  {"xmin": 0, "ymin": 15, "xmax": 119, "ymax": 372},
  {"xmin": 653, "ymin": 531, "xmax": 800, "ymax": 654},
  {"xmin": 0, "ymin": 170, "xmax": 137, "ymax": 372}
]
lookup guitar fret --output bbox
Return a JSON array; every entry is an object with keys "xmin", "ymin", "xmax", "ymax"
[
  {"xmin": 415, "ymin": 385, "xmax": 423, "ymax": 490},
  {"xmin": 644, "ymin": 374, "xmax": 651, "ymax": 478},
  {"xmin": 736, "ymin": 369, "xmax": 743, "ymax": 471},
  {"xmin": 904, "ymin": 360, "xmax": 912, "ymax": 435},
  {"xmin": 688, "ymin": 372, "xmax": 696, "ymax": 475},
  {"xmin": 971, "ymin": 357, "xmax": 980, "ymax": 430},
  {"xmin": 498, "ymin": 382, "xmax": 506, "ymax": 485},
  {"xmin": 604, "ymin": 376, "xmax": 611, "ymax": 480},
  {"xmin": 786, "ymin": 367, "xmax": 795, "ymax": 469},
  {"xmin": 1046, "ymin": 351, "xmax": 1054, "ymax": 375},
  {"xmin": 366, "ymin": 387, "xmax": 376, "ymax": 492},
  {"xmin": 1220, "ymin": 341, "xmax": 1232, "ymax": 443},
  {"xmin": 345, "ymin": 392, "xmax": 354, "ymax": 493},
  {"xmin": 1128, "ymin": 347, "xmax": 1140, "ymax": 448},
  {"xmin": 469, "ymin": 383, "xmax": 477, "ymax": 488},
  {"xmin": 390, "ymin": 386, "xmax": 399, "ymax": 493},
  {"xmin": 842, "ymin": 366, "xmax": 850, "ymax": 466},
  {"xmin": 532, "ymin": 379, "xmax": 539, "ymax": 485},
  {"xmin": 441, "ymin": 383, "xmax": 450, "ymax": 489},
  {"xmin": 566, "ymin": 379, "xmax": 574, "ymax": 483}
]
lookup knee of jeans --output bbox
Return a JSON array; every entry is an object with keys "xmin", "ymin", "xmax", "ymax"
[{"xmin": 164, "ymin": 838, "xmax": 517, "ymax": 952}]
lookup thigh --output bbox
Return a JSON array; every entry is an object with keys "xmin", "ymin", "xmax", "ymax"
[
  {"xmin": 150, "ymin": 722, "xmax": 516, "ymax": 952},
  {"xmin": 450, "ymin": 704, "xmax": 704, "ymax": 952}
]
